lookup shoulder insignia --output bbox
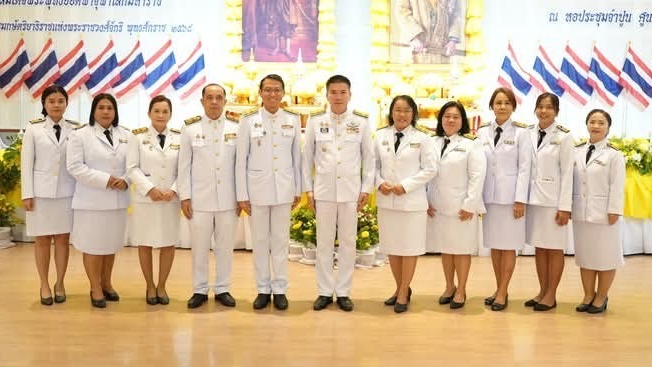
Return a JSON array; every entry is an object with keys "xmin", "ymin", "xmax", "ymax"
[
  {"xmin": 64, "ymin": 118, "xmax": 81, "ymax": 126},
  {"xmin": 310, "ymin": 109, "xmax": 326, "ymax": 117},
  {"xmin": 132, "ymin": 127, "xmax": 148, "ymax": 135},
  {"xmin": 119, "ymin": 125, "xmax": 130, "ymax": 132},
  {"xmin": 29, "ymin": 117, "xmax": 45, "ymax": 124},
  {"xmin": 352, "ymin": 109, "xmax": 369, "ymax": 118},
  {"xmin": 415, "ymin": 124, "xmax": 436, "ymax": 136},
  {"xmin": 225, "ymin": 110, "xmax": 241, "ymax": 123},
  {"xmin": 556, "ymin": 125, "xmax": 570, "ymax": 133},
  {"xmin": 575, "ymin": 141, "xmax": 587, "ymax": 147},
  {"xmin": 376, "ymin": 124, "xmax": 389, "ymax": 130},
  {"xmin": 513, "ymin": 121, "xmax": 528, "ymax": 128},
  {"xmin": 170, "ymin": 128, "xmax": 181, "ymax": 134},
  {"xmin": 282, "ymin": 107, "xmax": 300, "ymax": 116},
  {"xmin": 184, "ymin": 115, "xmax": 201, "ymax": 125},
  {"xmin": 74, "ymin": 124, "xmax": 87, "ymax": 130},
  {"xmin": 477, "ymin": 123, "xmax": 490, "ymax": 129},
  {"xmin": 607, "ymin": 142, "xmax": 620, "ymax": 151},
  {"xmin": 241, "ymin": 107, "xmax": 259, "ymax": 118},
  {"xmin": 462, "ymin": 133, "xmax": 477, "ymax": 140}
]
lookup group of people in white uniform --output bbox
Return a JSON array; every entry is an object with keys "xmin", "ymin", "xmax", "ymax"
[{"xmin": 20, "ymin": 77, "xmax": 624, "ymax": 315}]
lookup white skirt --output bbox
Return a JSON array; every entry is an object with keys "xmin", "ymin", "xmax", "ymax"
[
  {"xmin": 483, "ymin": 204, "xmax": 525, "ymax": 250},
  {"xmin": 378, "ymin": 209, "xmax": 426, "ymax": 256},
  {"xmin": 25, "ymin": 197, "xmax": 73, "ymax": 236},
  {"xmin": 72, "ymin": 209, "xmax": 126, "ymax": 255},
  {"xmin": 129, "ymin": 202, "xmax": 180, "ymax": 248},
  {"xmin": 526, "ymin": 205, "xmax": 569, "ymax": 250},
  {"xmin": 573, "ymin": 221, "xmax": 624, "ymax": 270},
  {"xmin": 431, "ymin": 213, "xmax": 480, "ymax": 255}
]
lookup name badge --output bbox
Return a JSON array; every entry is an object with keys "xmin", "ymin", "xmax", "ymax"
[
  {"xmin": 281, "ymin": 124, "xmax": 293, "ymax": 129},
  {"xmin": 594, "ymin": 159, "xmax": 606, "ymax": 166},
  {"xmin": 410, "ymin": 142, "xmax": 421, "ymax": 148},
  {"xmin": 382, "ymin": 140, "xmax": 389, "ymax": 146},
  {"xmin": 346, "ymin": 127, "xmax": 359, "ymax": 134},
  {"xmin": 142, "ymin": 140, "xmax": 151, "ymax": 145},
  {"xmin": 320, "ymin": 127, "xmax": 329, "ymax": 134},
  {"xmin": 550, "ymin": 140, "xmax": 561, "ymax": 145},
  {"xmin": 504, "ymin": 140, "xmax": 515, "ymax": 145},
  {"xmin": 119, "ymin": 138, "xmax": 128, "ymax": 143},
  {"xmin": 170, "ymin": 144, "xmax": 180, "ymax": 150},
  {"xmin": 453, "ymin": 147, "xmax": 466, "ymax": 152},
  {"xmin": 224, "ymin": 133, "xmax": 237, "ymax": 141}
]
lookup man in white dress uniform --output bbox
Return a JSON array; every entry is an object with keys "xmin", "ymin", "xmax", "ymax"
[
  {"xmin": 302, "ymin": 75, "xmax": 375, "ymax": 311},
  {"xmin": 178, "ymin": 84, "xmax": 240, "ymax": 309},
  {"xmin": 236, "ymin": 74, "xmax": 302, "ymax": 310}
]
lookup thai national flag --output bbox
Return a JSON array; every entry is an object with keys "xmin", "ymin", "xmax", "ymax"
[
  {"xmin": 56, "ymin": 40, "xmax": 90, "ymax": 96},
  {"xmin": 618, "ymin": 45, "xmax": 652, "ymax": 110},
  {"xmin": 25, "ymin": 38, "xmax": 60, "ymax": 99},
  {"xmin": 172, "ymin": 41, "xmax": 206, "ymax": 100},
  {"xmin": 587, "ymin": 46, "xmax": 623, "ymax": 107},
  {"xmin": 497, "ymin": 43, "xmax": 533, "ymax": 103},
  {"xmin": 558, "ymin": 44, "xmax": 593, "ymax": 106},
  {"xmin": 0, "ymin": 38, "xmax": 32, "ymax": 98},
  {"xmin": 113, "ymin": 40, "xmax": 146, "ymax": 99},
  {"xmin": 142, "ymin": 40, "xmax": 178, "ymax": 98},
  {"xmin": 530, "ymin": 44, "xmax": 565, "ymax": 96},
  {"xmin": 85, "ymin": 40, "xmax": 120, "ymax": 97}
]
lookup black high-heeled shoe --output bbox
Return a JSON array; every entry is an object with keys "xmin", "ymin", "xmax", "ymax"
[
  {"xmin": 40, "ymin": 289, "xmax": 53, "ymax": 306},
  {"xmin": 587, "ymin": 297, "xmax": 608, "ymax": 314},
  {"xmin": 576, "ymin": 297, "xmax": 595, "ymax": 312},
  {"xmin": 438, "ymin": 287, "xmax": 456, "ymax": 305},
  {"xmin": 102, "ymin": 289, "xmax": 120, "ymax": 302},
  {"xmin": 484, "ymin": 295, "xmax": 496, "ymax": 306},
  {"xmin": 491, "ymin": 295, "xmax": 508, "ymax": 311},
  {"xmin": 394, "ymin": 302, "xmax": 408, "ymax": 313},
  {"xmin": 533, "ymin": 301, "xmax": 557, "ymax": 311},
  {"xmin": 90, "ymin": 292, "xmax": 106, "ymax": 308},
  {"xmin": 146, "ymin": 290, "xmax": 158, "ymax": 305},
  {"xmin": 53, "ymin": 284, "xmax": 66, "ymax": 303},
  {"xmin": 384, "ymin": 287, "xmax": 412, "ymax": 306},
  {"xmin": 450, "ymin": 294, "xmax": 466, "ymax": 309}
]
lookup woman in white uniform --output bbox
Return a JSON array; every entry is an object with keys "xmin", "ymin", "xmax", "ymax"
[
  {"xmin": 21, "ymin": 85, "xmax": 78, "ymax": 305},
  {"xmin": 376, "ymin": 95, "xmax": 437, "ymax": 313},
  {"xmin": 525, "ymin": 93, "xmax": 574, "ymax": 311},
  {"xmin": 572, "ymin": 109, "xmax": 625, "ymax": 314},
  {"xmin": 127, "ymin": 95, "xmax": 180, "ymax": 305},
  {"xmin": 67, "ymin": 93, "xmax": 131, "ymax": 308},
  {"xmin": 428, "ymin": 101, "xmax": 486, "ymax": 309},
  {"xmin": 476, "ymin": 87, "xmax": 531, "ymax": 311}
]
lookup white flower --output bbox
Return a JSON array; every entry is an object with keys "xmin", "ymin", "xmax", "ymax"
[{"xmin": 631, "ymin": 153, "xmax": 642, "ymax": 162}]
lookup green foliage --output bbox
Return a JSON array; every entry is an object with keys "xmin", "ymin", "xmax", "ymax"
[
  {"xmin": 0, "ymin": 194, "xmax": 19, "ymax": 227},
  {"xmin": 290, "ymin": 206, "xmax": 316, "ymax": 247},
  {"xmin": 0, "ymin": 135, "xmax": 23, "ymax": 226},
  {"xmin": 356, "ymin": 205, "xmax": 379, "ymax": 251},
  {"xmin": 609, "ymin": 137, "xmax": 652, "ymax": 175}
]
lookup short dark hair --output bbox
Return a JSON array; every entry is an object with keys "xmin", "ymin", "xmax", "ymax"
[
  {"xmin": 259, "ymin": 74, "xmax": 285, "ymax": 90},
  {"xmin": 326, "ymin": 75, "xmax": 351, "ymax": 90},
  {"xmin": 41, "ymin": 84, "xmax": 68, "ymax": 116},
  {"xmin": 586, "ymin": 108, "xmax": 612, "ymax": 127},
  {"xmin": 435, "ymin": 101, "xmax": 470, "ymax": 136},
  {"xmin": 149, "ymin": 95, "xmax": 172, "ymax": 114},
  {"xmin": 388, "ymin": 95, "xmax": 418, "ymax": 127},
  {"xmin": 89, "ymin": 93, "xmax": 119, "ymax": 127},
  {"xmin": 488, "ymin": 87, "xmax": 517, "ymax": 111},
  {"xmin": 201, "ymin": 83, "xmax": 226, "ymax": 97},
  {"xmin": 535, "ymin": 92, "xmax": 560, "ymax": 114}
]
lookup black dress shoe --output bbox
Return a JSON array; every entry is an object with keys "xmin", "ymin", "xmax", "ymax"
[
  {"xmin": 438, "ymin": 287, "xmax": 456, "ymax": 305},
  {"xmin": 40, "ymin": 290, "xmax": 53, "ymax": 306},
  {"xmin": 146, "ymin": 291, "xmax": 158, "ymax": 305},
  {"xmin": 533, "ymin": 301, "xmax": 557, "ymax": 311},
  {"xmin": 576, "ymin": 297, "xmax": 594, "ymax": 312},
  {"xmin": 587, "ymin": 298, "xmax": 608, "ymax": 314},
  {"xmin": 54, "ymin": 294, "xmax": 66, "ymax": 304},
  {"xmin": 384, "ymin": 287, "xmax": 412, "ymax": 306},
  {"xmin": 394, "ymin": 302, "xmax": 408, "ymax": 313},
  {"xmin": 336, "ymin": 297, "xmax": 354, "ymax": 312},
  {"xmin": 313, "ymin": 295, "xmax": 333, "ymax": 310},
  {"xmin": 102, "ymin": 289, "xmax": 120, "ymax": 302},
  {"xmin": 484, "ymin": 295, "xmax": 496, "ymax": 306},
  {"xmin": 253, "ymin": 293, "xmax": 271, "ymax": 309},
  {"xmin": 273, "ymin": 294, "xmax": 288, "ymax": 310},
  {"xmin": 215, "ymin": 292, "xmax": 236, "ymax": 307},
  {"xmin": 524, "ymin": 298, "xmax": 539, "ymax": 307},
  {"xmin": 90, "ymin": 292, "xmax": 106, "ymax": 308},
  {"xmin": 187, "ymin": 293, "xmax": 208, "ymax": 309},
  {"xmin": 450, "ymin": 295, "xmax": 466, "ymax": 309},
  {"xmin": 157, "ymin": 290, "xmax": 170, "ymax": 305},
  {"xmin": 491, "ymin": 295, "xmax": 508, "ymax": 311}
]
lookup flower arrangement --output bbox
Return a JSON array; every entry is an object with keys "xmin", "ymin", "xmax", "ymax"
[
  {"xmin": 356, "ymin": 205, "xmax": 379, "ymax": 251},
  {"xmin": 609, "ymin": 137, "xmax": 652, "ymax": 175},
  {"xmin": 290, "ymin": 206, "xmax": 316, "ymax": 247},
  {"xmin": 0, "ymin": 194, "xmax": 19, "ymax": 227},
  {"xmin": 0, "ymin": 135, "xmax": 22, "ymax": 227}
]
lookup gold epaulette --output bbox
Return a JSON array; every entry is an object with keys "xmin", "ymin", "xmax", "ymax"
[
  {"xmin": 556, "ymin": 124, "xmax": 570, "ymax": 133},
  {"xmin": 513, "ymin": 121, "xmax": 529, "ymax": 128},
  {"xmin": 376, "ymin": 124, "xmax": 389, "ymax": 130},
  {"xmin": 132, "ymin": 127, "xmax": 148, "ymax": 135},
  {"xmin": 415, "ymin": 124, "xmax": 436, "ymax": 136},
  {"xmin": 64, "ymin": 118, "xmax": 81, "ymax": 126},
  {"xmin": 74, "ymin": 124, "xmax": 87, "ymax": 130},
  {"xmin": 241, "ymin": 107, "xmax": 259, "ymax": 118},
  {"xmin": 225, "ymin": 110, "xmax": 241, "ymax": 123},
  {"xmin": 310, "ymin": 109, "xmax": 326, "ymax": 117},
  {"xmin": 575, "ymin": 141, "xmax": 587, "ymax": 147},
  {"xmin": 282, "ymin": 107, "xmax": 300, "ymax": 116},
  {"xmin": 29, "ymin": 117, "xmax": 45, "ymax": 124},
  {"xmin": 170, "ymin": 128, "xmax": 181, "ymax": 134},
  {"xmin": 477, "ymin": 123, "xmax": 490, "ymax": 129},
  {"xmin": 184, "ymin": 116, "xmax": 201, "ymax": 125},
  {"xmin": 352, "ymin": 109, "xmax": 369, "ymax": 118},
  {"xmin": 607, "ymin": 142, "xmax": 620, "ymax": 151},
  {"xmin": 462, "ymin": 133, "xmax": 477, "ymax": 140}
]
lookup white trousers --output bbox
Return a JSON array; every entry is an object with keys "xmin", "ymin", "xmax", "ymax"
[
  {"xmin": 250, "ymin": 204, "xmax": 291, "ymax": 294},
  {"xmin": 315, "ymin": 201, "xmax": 357, "ymax": 297},
  {"xmin": 190, "ymin": 210, "xmax": 237, "ymax": 294}
]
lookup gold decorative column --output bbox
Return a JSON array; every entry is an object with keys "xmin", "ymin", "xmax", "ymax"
[{"xmin": 464, "ymin": 0, "xmax": 485, "ymax": 74}]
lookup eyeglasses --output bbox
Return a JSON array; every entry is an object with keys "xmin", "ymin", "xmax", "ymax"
[{"xmin": 262, "ymin": 88, "xmax": 284, "ymax": 95}]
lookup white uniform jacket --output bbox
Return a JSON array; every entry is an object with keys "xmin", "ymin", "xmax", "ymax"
[
  {"xmin": 477, "ymin": 120, "xmax": 532, "ymax": 205},
  {"xmin": 236, "ymin": 107, "xmax": 302, "ymax": 205},
  {"xmin": 302, "ymin": 109, "xmax": 375, "ymax": 202},
  {"xmin": 428, "ymin": 134, "xmax": 486, "ymax": 216},
  {"xmin": 572, "ymin": 139, "xmax": 625, "ymax": 224},
  {"xmin": 375, "ymin": 125, "xmax": 437, "ymax": 211},
  {"xmin": 66, "ymin": 123, "xmax": 131, "ymax": 210},
  {"xmin": 21, "ymin": 116, "xmax": 78, "ymax": 199},
  {"xmin": 177, "ymin": 114, "xmax": 239, "ymax": 212},
  {"xmin": 528, "ymin": 122, "xmax": 574, "ymax": 211},
  {"xmin": 127, "ymin": 125, "xmax": 181, "ymax": 203}
]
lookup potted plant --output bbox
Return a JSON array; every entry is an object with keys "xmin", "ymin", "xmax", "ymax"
[
  {"xmin": 0, "ymin": 136, "xmax": 22, "ymax": 247},
  {"xmin": 289, "ymin": 206, "xmax": 317, "ymax": 261},
  {"xmin": 355, "ymin": 205, "xmax": 379, "ymax": 268}
]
